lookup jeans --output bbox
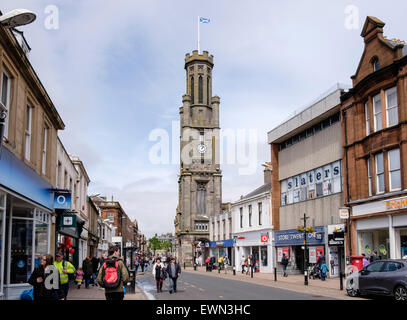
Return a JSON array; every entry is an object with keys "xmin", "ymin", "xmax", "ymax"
[
  {"xmin": 84, "ymin": 275, "xmax": 91, "ymax": 288},
  {"xmin": 93, "ymin": 272, "xmax": 98, "ymax": 285},
  {"xmin": 105, "ymin": 292, "xmax": 124, "ymax": 300},
  {"xmin": 169, "ymin": 277, "xmax": 178, "ymax": 292},
  {"xmin": 321, "ymin": 272, "xmax": 326, "ymax": 281},
  {"xmin": 60, "ymin": 283, "xmax": 69, "ymax": 300},
  {"xmin": 282, "ymin": 265, "xmax": 287, "ymax": 276}
]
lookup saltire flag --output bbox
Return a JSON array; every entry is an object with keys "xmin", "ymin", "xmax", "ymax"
[{"xmin": 200, "ymin": 17, "xmax": 210, "ymax": 23}]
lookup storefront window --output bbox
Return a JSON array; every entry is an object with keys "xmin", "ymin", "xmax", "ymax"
[
  {"xmin": 10, "ymin": 218, "xmax": 33, "ymax": 284},
  {"xmin": 0, "ymin": 193, "xmax": 6, "ymax": 296},
  {"xmin": 401, "ymin": 230, "xmax": 407, "ymax": 258},
  {"xmin": 358, "ymin": 229, "xmax": 389, "ymax": 259},
  {"xmin": 260, "ymin": 246, "xmax": 267, "ymax": 267}
]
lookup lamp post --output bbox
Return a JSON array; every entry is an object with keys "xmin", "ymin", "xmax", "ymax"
[{"xmin": 297, "ymin": 213, "xmax": 312, "ymax": 286}]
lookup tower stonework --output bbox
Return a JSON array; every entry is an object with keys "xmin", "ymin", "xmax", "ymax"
[{"xmin": 174, "ymin": 50, "xmax": 222, "ymax": 266}]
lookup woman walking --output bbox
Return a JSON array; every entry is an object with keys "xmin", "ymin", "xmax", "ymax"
[
  {"xmin": 28, "ymin": 254, "xmax": 62, "ymax": 300},
  {"xmin": 152, "ymin": 258, "xmax": 166, "ymax": 293}
]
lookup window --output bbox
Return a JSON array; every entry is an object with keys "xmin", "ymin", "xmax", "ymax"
[
  {"xmin": 367, "ymin": 158, "xmax": 372, "ymax": 196},
  {"xmin": 365, "ymin": 261, "xmax": 385, "ymax": 272},
  {"xmin": 382, "ymin": 261, "xmax": 403, "ymax": 272},
  {"xmin": 1, "ymin": 70, "xmax": 11, "ymax": 139},
  {"xmin": 0, "ymin": 193, "xmax": 5, "ymax": 296},
  {"xmin": 388, "ymin": 149, "xmax": 401, "ymax": 191},
  {"xmin": 42, "ymin": 126, "xmax": 49, "ymax": 175},
  {"xmin": 365, "ymin": 101, "xmax": 370, "ymax": 135},
  {"xmin": 197, "ymin": 183, "xmax": 206, "ymax": 215},
  {"xmin": 258, "ymin": 202, "xmax": 262, "ymax": 226},
  {"xmin": 240, "ymin": 207, "xmax": 243, "ymax": 228},
  {"xmin": 207, "ymin": 77, "xmax": 210, "ymax": 104},
  {"xmin": 385, "ymin": 87, "xmax": 398, "ymax": 127},
  {"xmin": 190, "ymin": 76, "xmax": 194, "ymax": 103},
  {"xmin": 372, "ymin": 58, "xmax": 380, "ymax": 71},
  {"xmin": 373, "ymin": 94, "xmax": 382, "ymax": 132},
  {"xmin": 248, "ymin": 205, "xmax": 252, "ymax": 227},
  {"xmin": 198, "ymin": 76, "xmax": 203, "ymax": 103},
  {"xmin": 24, "ymin": 105, "xmax": 32, "ymax": 161},
  {"xmin": 107, "ymin": 212, "xmax": 114, "ymax": 222},
  {"xmin": 375, "ymin": 153, "xmax": 385, "ymax": 194}
]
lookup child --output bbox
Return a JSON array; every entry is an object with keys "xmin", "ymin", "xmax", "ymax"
[
  {"xmin": 320, "ymin": 261, "xmax": 328, "ymax": 281},
  {"xmin": 75, "ymin": 268, "xmax": 84, "ymax": 289}
]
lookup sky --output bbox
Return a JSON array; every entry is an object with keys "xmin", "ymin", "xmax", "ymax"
[{"xmin": 2, "ymin": 0, "xmax": 407, "ymax": 238}]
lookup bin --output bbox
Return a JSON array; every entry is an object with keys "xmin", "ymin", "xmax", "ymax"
[{"xmin": 350, "ymin": 255, "xmax": 364, "ymax": 271}]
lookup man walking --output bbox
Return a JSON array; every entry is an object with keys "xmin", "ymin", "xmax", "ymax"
[
  {"xmin": 241, "ymin": 255, "xmax": 246, "ymax": 274},
  {"xmin": 97, "ymin": 245, "xmax": 129, "ymax": 301},
  {"xmin": 54, "ymin": 252, "xmax": 75, "ymax": 300},
  {"xmin": 250, "ymin": 254, "xmax": 256, "ymax": 274},
  {"xmin": 281, "ymin": 253, "xmax": 289, "ymax": 277},
  {"xmin": 166, "ymin": 258, "xmax": 181, "ymax": 294},
  {"xmin": 91, "ymin": 256, "xmax": 99, "ymax": 286}
]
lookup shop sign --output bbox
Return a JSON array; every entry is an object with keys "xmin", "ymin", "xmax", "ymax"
[
  {"xmin": 54, "ymin": 191, "xmax": 72, "ymax": 210},
  {"xmin": 328, "ymin": 224, "xmax": 345, "ymax": 246},
  {"xmin": 386, "ymin": 197, "xmax": 407, "ymax": 211},
  {"xmin": 275, "ymin": 226, "xmax": 325, "ymax": 246},
  {"xmin": 339, "ymin": 208, "xmax": 349, "ymax": 219},
  {"xmin": 60, "ymin": 213, "xmax": 76, "ymax": 228},
  {"xmin": 260, "ymin": 234, "xmax": 268, "ymax": 243},
  {"xmin": 309, "ymin": 247, "xmax": 317, "ymax": 263}
]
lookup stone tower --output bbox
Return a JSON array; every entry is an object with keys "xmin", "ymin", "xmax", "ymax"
[{"xmin": 174, "ymin": 50, "xmax": 222, "ymax": 266}]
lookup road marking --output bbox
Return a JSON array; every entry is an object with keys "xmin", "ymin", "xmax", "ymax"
[
  {"xmin": 219, "ymin": 295, "xmax": 224, "ymax": 299},
  {"xmin": 190, "ymin": 284, "xmax": 196, "ymax": 288},
  {"xmin": 199, "ymin": 288, "xmax": 204, "ymax": 292},
  {"xmin": 184, "ymin": 282, "xmax": 190, "ymax": 285}
]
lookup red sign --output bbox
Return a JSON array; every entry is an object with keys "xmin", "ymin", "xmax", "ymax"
[
  {"xmin": 316, "ymin": 246, "xmax": 325, "ymax": 259},
  {"xmin": 261, "ymin": 234, "xmax": 268, "ymax": 242},
  {"xmin": 237, "ymin": 236, "xmax": 245, "ymax": 240}
]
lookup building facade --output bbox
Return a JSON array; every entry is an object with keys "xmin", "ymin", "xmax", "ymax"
[
  {"xmin": 232, "ymin": 167, "xmax": 274, "ymax": 273},
  {"xmin": 0, "ymin": 25, "xmax": 64, "ymax": 299},
  {"xmin": 341, "ymin": 17, "xmax": 407, "ymax": 260},
  {"xmin": 87, "ymin": 196, "xmax": 99, "ymax": 258},
  {"xmin": 268, "ymin": 85, "xmax": 347, "ymax": 276},
  {"xmin": 175, "ymin": 50, "xmax": 222, "ymax": 266}
]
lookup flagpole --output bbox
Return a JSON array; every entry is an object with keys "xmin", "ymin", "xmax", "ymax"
[{"xmin": 197, "ymin": 16, "xmax": 200, "ymax": 53}]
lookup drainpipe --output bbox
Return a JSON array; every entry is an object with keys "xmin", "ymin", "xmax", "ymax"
[{"xmin": 342, "ymin": 109, "xmax": 352, "ymax": 258}]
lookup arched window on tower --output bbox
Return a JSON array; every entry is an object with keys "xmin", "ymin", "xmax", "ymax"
[
  {"xmin": 190, "ymin": 76, "xmax": 194, "ymax": 103},
  {"xmin": 197, "ymin": 183, "xmax": 206, "ymax": 215},
  {"xmin": 198, "ymin": 76, "xmax": 203, "ymax": 103}
]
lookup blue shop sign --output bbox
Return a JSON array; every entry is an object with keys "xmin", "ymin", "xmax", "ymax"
[
  {"xmin": 275, "ymin": 226, "xmax": 325, "ymax": 246},
  {"xmin": 209, "ymin": 239, "xmax": 235, "ymax": 248},
  {"xmin": 0, "ymin": 147, "xmax": 53, "ymax": 209},
  {"xmin": 54, "ymin": 191, "xmax": 72, "ymax": 210}
]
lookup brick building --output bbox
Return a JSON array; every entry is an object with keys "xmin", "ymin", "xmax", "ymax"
[{"xmin": 341, "ymin": 17, "xmax": 407, "ymax": 260}]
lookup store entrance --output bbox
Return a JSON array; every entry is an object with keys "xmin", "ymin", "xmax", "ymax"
[{"xmin": 294, "ymin": 246, "xmax": 304, "ymax": 272}]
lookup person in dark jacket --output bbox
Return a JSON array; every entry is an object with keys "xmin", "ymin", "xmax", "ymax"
[
  {"xmin": 250, "ymin": 254, "xmax": 256, "ymax": 273},
  {"xmin": 82, "ymin": 256, "xmax": 93, "ymax": 289},
  {"xmin": 281, "ymin": 253, "xmax": 289, "ymax": 277},
  {"xmin": 28, "ymin": 254, "xmax": 62, "ymax": 300},
  {"xmin": 165, "ymin": 258, "xmax": 181, "ymax": 294},
  {"xmin": 91, "ymin": 256, "xmax": 99, "ymax": 286}
]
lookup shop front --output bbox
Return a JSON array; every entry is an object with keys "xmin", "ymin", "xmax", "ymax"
[
  {"xmin": 274, "ymin": 226, "xmax": 326, "ymax": 274},
  {"xmin": 234, "ymin": 230, "xmax": 274, "ymax": 273},
  {"xmin": 352, "ymin": 195, "xmax": 407, "ymax": 260},
  {"xmin": 327, "ymin": 224, "xmax": 345, "ymax": 278},
  {"xmin": 0, "ymin": 147, "xmax": 55, "ymax": 300},
  {"xmin": 209, "ymin": 239, "xmax": 234, "ymax": 265}
]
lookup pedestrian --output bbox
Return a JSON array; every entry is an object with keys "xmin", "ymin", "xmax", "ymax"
[
  {"xmin": 320, "ymin": 260, "xmax": 328, "ymax": 281},
  {"xmin": 205, "ymin": 257, "xmax": 210, "ymax": 272},
  {"xmin": 250, "ymin": 254, "xmax": 256, "ymax": 274},
  {"xmin": 370, "ymin": 250, "xmax": 379, "ymax": 263},
  {"xmin": 99, "ymin": 253, "xmax": 107, "ymax": 268},
  {"xmin": 210, "ymin": 256, "xmax": 215, "ymax": 272},
  {"xmin": 97, "ymin": 245, "xmax": 129, "ymax": 301},
  {"xmin": 281, "ymin": 253, "xmax": 289, "ymax": 277},
  {"xmin": 240, "ymin": 255, "xmax": 246, "ymax": 274},
  {"xmin": 362, "ymin": 254, "xmax": 370, "ymax": 268},
  {"xmin": 244, "ymin": 256, "xmax": 249, "ymax": 275},
  {"xmin": 75, "ymin": 268, "xmax": 84, "ymax": 289},
  {"xmin": 218, "ymin": 255, "xmax": 224, "ymax": 271},
  {"xmin": 53, "ymin": 252, "xmax": 75, "ymax": 300},
  {"xmin": 82, "ymin": 256, "xmax": 93, "ymax": 289},
  {"xmin": 165, "ymin": 258, "xmax": 181, "ymax": 294},
  {"xmin": 317, "ymin": 253, "xmax": 325, "ymax": 269},
  {"xmin": 91, "ymin": 256, "xmax": 99, "ymax": 286},
  {"xmin": 152, "ymin": 258, "xmax": 166, "ymax": 293},
  {"xmin": 330, "ymin": 257, "xmax": 335, "ymax": 275},
  {"xmin": 224, "ymin": 256, "xmax": 229, "ymax": 274},
  {"xmin": 135, "ymin": 255, "xmax": 140, "ymax": 272},
  {"xmin": 141, "ymin": 255, "xmax": 145, "ymax": 272},
  {"xmin": 28, "ymin": 254, "xmax": 62, "ymax": 300}
]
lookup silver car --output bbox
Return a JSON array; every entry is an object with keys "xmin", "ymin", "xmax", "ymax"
[{"xmin": 346, "ymin": 259, "xmax": 407, "ymax": 301}]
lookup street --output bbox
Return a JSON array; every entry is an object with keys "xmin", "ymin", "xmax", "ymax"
[{"xmin": 137, "ymin": 270, "xmax": 337, "ymax": 300}]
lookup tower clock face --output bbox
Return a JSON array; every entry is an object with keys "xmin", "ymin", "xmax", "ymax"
[{"xmin": 197, "ymin": 144, "xmax": 207, "ymax": 154}]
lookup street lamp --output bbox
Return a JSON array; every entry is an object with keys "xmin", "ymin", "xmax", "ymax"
[
  {"xmin": 0, "ymin": 9, "xmax": 36, "ymax": 28},
  {"xmin": 297, "ymin": 213, "xmax": 313, "ymax": 286}
]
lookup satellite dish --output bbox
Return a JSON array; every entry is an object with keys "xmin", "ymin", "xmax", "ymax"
[{"xmin": 0, "ymin": 9, "xmax": 36, "ymax": 28}]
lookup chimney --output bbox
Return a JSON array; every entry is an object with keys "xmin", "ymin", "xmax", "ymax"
[{"xmin": 264, "ymin": 167, "xmax": 272, "ymax": 184}]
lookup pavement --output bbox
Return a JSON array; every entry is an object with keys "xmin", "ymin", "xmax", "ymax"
[
  {"xmin": 179, "ymin": 266, "xmax": 365, "ymax": 300},
  {"xmin": 66, "ymin": 280, "xmax": 148, "ymax": 300}
]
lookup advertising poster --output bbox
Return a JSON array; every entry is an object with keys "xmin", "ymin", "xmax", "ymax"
[{"xmin": 309, "ymin": 247, "xmax": 317, "ymax": 263}]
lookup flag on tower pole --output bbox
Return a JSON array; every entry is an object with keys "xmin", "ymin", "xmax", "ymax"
[{"xmin": 198, "ymin": 16, "xmax": 210, "ymax": 53}]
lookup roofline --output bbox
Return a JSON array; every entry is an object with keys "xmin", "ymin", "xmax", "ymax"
[{"xmin": 233, "ymin": 189, "xmax": 271, "ymax": 205}]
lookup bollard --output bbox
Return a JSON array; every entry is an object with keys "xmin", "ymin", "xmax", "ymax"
[
  {"xmin": 218, "ymin": 265, "xmax": 220, "ymax": 273},
  {"xmin": 251, "ymin": 267, "xmax": 253, "ymax": 278},
  {"xmin": 304, "ymin": 270, "xmax": 308, "ymax": 286},
  {"xmin": 233, "ymin": 267, "xmax": 236, "ymax": 276},
  {"xmin": 274, "ymin": 267, "xmax": 277, "ymax": 281},
  {"xmin": 194, "ymin": 263, "xmax": 197, "ymax": 271},
  {"xmin": 339, "ymin": 272, "xmax": 344, "ymax": 291}
]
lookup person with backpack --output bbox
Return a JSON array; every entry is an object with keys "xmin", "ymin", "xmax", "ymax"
[
  {"xmin": 97, "ymin": 245, "xmax": 129, "ymax": 301},
  {"xmin": 165, "ymin": 258, "xmax": 181, "ymax": 294},
  {"xmin": 152, "ymin": 258, "xmax": 166, "ymax": 293},
  {"xmin": 281, "ymin": 253, "xmax": 289, "ymax": 277},
  {"xmin": 320, "ymin": 260, "xmax": 328, "ymax": 281},
  {"xmin": 28, "ymin": 254, "xmax": 62, "ymax": 300},
  {"xmin": 54, "ymin": 252, "xmax": 75, "ymax": 300}
]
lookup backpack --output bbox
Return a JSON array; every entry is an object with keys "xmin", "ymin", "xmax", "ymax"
[
  {"xmin": 101, "ymin": 259, "xmax": 122, "ymax": 289},
  {"xmin": 20, "ymin": 288, "xmax": 34, "ymax": 300}
]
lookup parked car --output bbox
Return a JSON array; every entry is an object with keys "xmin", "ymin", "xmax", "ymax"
[{"xmin": 346, "ymin": 259, "xmax": 407, "ymax": 301}]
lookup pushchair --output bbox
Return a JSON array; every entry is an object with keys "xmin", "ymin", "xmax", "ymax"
[{"xmin": 308, "ymin": 264, "xmax": 321, "ymax": 279}]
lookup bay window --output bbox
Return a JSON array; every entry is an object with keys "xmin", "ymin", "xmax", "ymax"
[
  {"xmin": 375, "ymin": 153, "xmax": 385, "ymax": 194},
  {"xmin": 388, "ymin": 149, "xmax": 401, "ymax": 191},
  {"xmin": 385, "ymin": 87, "xmax": 398, "ymax": 127},
  {"xmin": 373, "ymin": 94, "xmax": 382, "ymax": 132}
]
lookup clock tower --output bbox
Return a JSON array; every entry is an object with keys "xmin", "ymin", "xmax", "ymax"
[{"xmin": 174, "ymin": 50, "xmax": 222, "ymax": 266}]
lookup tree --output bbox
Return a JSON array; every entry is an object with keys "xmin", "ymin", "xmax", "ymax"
[
  {"xmin": 148, "ymin": 237, "xmax": 162, "ymax": 254},
  {"xmin": 162, "ymin": 240, "xmax": 172, "ymax": 251}
]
